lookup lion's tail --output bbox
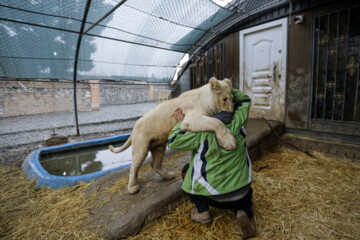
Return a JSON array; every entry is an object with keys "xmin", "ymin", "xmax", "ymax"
[{"xmin": 109, "ymin": 135, "xmax": 132, "ymax": 154}]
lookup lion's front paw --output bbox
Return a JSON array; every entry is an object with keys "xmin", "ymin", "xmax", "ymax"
[
  {"xmin": 217, "ymin": 129, "xmax": 237, "ymax": 150},
  {"xmin": 128, "ymin": 184, "xmax": 140, "ymax": 194},
  {"xmin": 163, "ymin": 171, "xmax": 176, "ymax": 180}
]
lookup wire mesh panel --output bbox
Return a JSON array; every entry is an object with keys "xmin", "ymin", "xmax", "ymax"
[
  {"xmin": 0, "ymin": 1, "xmax": 85, "ymax": 80},
  {"xmin": 0, "ymin": 0, "xmax": 235, "ymax": 83}
]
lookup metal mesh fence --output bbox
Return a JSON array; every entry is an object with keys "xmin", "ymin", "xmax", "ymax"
[
  {"xmin": 0, "ymin": 78, "xmax": 171, "ymax": 150},
  {"xmin": 0, "ymin": 0, "xmax": 289, "ymax": 148},
  {"xmin": 0, "ymin": 0, "xmax": 285, "ymax": 83},
  {"xmin": 0, "ymin": 0, "xmax": 234, "ymax": 82}
]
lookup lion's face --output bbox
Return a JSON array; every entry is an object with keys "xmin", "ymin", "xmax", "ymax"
[{"xmin": 209, "ymin": 77, "xmax": 234, "ymax": 113}]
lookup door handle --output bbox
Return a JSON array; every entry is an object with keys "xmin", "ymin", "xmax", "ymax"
[{"xmin": 273, "ymin": 62, "xmax": 276, "ymax": 81}]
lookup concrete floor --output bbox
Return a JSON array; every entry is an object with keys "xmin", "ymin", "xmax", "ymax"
[{"xmin": 0, "ymin": 102, "xmax": 157, "ymax": 149}]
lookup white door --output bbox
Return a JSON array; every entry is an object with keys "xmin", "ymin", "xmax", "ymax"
[{"xmin": 239, "ymin": 18, "xmax": 288, "ymax": 121}]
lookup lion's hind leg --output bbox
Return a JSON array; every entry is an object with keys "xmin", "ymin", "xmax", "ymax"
[
  {"xmin": 128, "ymin": 143, "xmax": 149, "ymax": 194},
  {"xmin": 150, "ymin": 143, "xmax": 176, "ymax": 180}
]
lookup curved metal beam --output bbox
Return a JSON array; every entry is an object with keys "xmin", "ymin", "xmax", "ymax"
[
  {"xmin": 83, "ymin": 0, "xmax": 127, "ymax": 35},
  {"xmin": 73, "ymin": 0, "xmax": 92, "ymax": 136}
]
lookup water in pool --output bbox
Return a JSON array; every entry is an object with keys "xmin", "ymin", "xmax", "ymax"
[{"xmin": 40, "ymin": 142, "xmax": 138, "ymax": 176}]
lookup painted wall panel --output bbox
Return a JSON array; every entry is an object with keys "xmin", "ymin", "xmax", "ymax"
[{"xmin": 285, "ymin": 10, "xmax": 312, "ymax": 129}]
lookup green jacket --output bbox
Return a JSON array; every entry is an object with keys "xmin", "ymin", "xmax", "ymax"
[{"xmin": 168, "ymin": 88, "xmax": 252, "ymax": 196}]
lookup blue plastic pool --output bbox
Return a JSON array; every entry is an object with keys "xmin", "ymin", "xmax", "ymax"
[{"xmin": 22, "ymin": 134, "xmax": 132, "ymax": 189}]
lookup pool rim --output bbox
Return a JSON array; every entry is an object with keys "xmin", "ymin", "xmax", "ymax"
[{"xmin": 22, "ymin": 134, "xmax": 131, "ymax": 189}]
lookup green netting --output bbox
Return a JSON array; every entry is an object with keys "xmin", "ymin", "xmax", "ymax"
[
  {"xmin": 0, "ymin": 0, "xmax": 234, "ymax": 83},
  {"xmin": 0, "ymin": 0, "xmax": 285, "ymax": 83}
]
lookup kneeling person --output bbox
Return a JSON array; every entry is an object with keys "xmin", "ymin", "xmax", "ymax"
[{"xmin": 168, "ymin": 88, "xmax": 255, "ymax": 239}]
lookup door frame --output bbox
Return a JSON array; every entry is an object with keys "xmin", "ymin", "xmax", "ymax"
[{"xmin": 239, "ymin": 17, "xmax": 288, "ymax": 120}]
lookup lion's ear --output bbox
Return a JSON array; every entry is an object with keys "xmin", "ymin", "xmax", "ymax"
[
  {"xmin": 209, "ymin": 77, "xmax": 220, "ymax": 92},
  {"xmin": 223, "ymin": 78, "xmax": 232, "ymax": 88}
]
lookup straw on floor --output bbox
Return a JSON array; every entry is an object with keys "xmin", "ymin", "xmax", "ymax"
[
  {"xmin": 0, "ymin": 167, "xmax": 99, "ymax": 239},
  {"xmin": 128, "ymin": 147, "xmax": 360, "ymax": 240},
  {"xmin": 0, "ymin": 147, "xmax": 359, "ymax": 239}
]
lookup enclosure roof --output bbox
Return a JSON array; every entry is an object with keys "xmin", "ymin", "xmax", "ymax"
[{"xmin": 0, "ymin": 0, "xmax": 287, "ymax": 83}]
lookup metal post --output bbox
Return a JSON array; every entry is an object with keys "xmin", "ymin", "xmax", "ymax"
[{"xmin": 73, "ymin": 0, "xmax": 92, "ymax": 136}]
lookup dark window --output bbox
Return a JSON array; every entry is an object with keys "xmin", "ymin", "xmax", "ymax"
[{"xmin": 312, "ymin": 6, "xmax": 360, "ymax": 123}]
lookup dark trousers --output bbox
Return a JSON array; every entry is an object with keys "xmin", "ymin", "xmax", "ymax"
[{"xmin": 182, "ymin": 163, "xmax": 253, "ymax": 218}]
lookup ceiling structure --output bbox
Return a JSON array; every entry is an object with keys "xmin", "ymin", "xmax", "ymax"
[{"xmin": 0, "ymin": 0, "xmax": 288, "ymax": 83}]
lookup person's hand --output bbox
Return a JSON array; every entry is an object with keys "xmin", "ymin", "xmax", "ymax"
[{"xmin": 173, "ymin": 108, "xmax": 185, "ymax": 122}]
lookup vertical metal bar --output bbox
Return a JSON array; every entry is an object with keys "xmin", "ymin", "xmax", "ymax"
[
  {"xmin": 314, "ymin": 16, "xmax": 320, "ymax": 119},
  {"xmin": 193, "ymin": 62, "xmax": 196, "ymax": 88},
  {"xmin": 222, "ymin": 43, "xmax": 226, "ymax": 79},
  {"xmin": 218, "ymin": 45, "xmax": 221, "ymax": 79},
  {"xmin": 331, "ymin": 11, "xmax": 340, "ymax": 120},
  {"xmin": 218, "ymin": 44, "xmax": 221, "ymax": 79},
  {"xmin": 322, "ymin": 14, "xmax": 329, "ymax": 120},
  {"xmin": 341, "ymin": 9, "xmax": 350, "ymax": 121},
  {"xmin": 191, "ymin": 63, "xmax": 195, "ymax": 89},
  {"xmin": 204, "ymin": 52, "xmax": 207, "ymax": 83},
  {"xmin": 219, "ymin": 45, "xmax": 222, "ymax": 79},
  {"xmin": 190, "ymin": 64, "xmax": 193, "ymax": 89},
  {"xmin": 307, "ymin": 9, "xmax": 316, "ymax": 129},
  {"xmin": 206, "ymin": 48, "xmax": 210, "ymax": 81},
  {"xmin": 200, "ymin": 56, "xmax": 202, "ymax": 87},
  {"xmin": 195, "ymin": 59, "xmax": 197, "ymax": 88},
  {"xmin": 216, "ymin": 46, "xmax": 219, "ymax": 78},
  {"xmin": 199, "ymin": 56, "xmax": 202, "ymax": 87},
  {"xmin": 214, "ymin": 46, "xmax": 217, "ymax": 78},
  {"xmin": 194, "ymin": 58, "xmax": 196, "ymax": 88},
  {"xmin": 73, "ymin": 0, "xmax": 92, "ymax": 136},
  {"xmin": 196, "ymin": 57, "xmax": 200, "ymax": 88},
  {"xmin": 202, "ymin": 55, "xmax": 205, "ymax": 86},
  {"xmin": 353, "ymin": 44, "xmax": 360, "ymax": 122}
]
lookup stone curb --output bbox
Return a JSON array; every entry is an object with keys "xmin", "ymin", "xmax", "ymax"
[{"xmin": 105, "ymin": 180, "xmax": 186, "ymax": 239}]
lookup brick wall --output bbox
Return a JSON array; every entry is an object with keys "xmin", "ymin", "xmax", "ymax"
[
  {"xmin": 0, "ymin": 80, "xmax": 91, "ymax": 117},
  {"xmin": 100, "ymin": 83, "xmax": 171, "ymax": 106},
  {"xmin": 100, "ymin": 84, "xmax": 151, "ymax": 106},
  {"xmin": 0, "ymin": 80, "xmax": 173, "ymax": 118}
]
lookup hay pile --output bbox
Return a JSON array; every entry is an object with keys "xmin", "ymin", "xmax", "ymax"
[
  {"xmin": 0, "ymin": 147, "xmax": 359, "ymax": 239},
  {"xmin": 0, "ymin": 167, "xmax": 99, "ymax": 239},
  {"xmin": 0, "ymin": 151, "xmax": 186, "ymax": 239},
  {"xmin": 128, "ymin": 147, "xmax": 360, "ymax": 240}
]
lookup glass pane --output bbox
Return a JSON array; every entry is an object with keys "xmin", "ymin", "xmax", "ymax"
[
  {"xmin": 316, "ymin": 15, "xmax": 328, "ymax": 119},
  {"xmin": 334, "ymin": 10, "xmax": 348, "ymax": 120},
  {"xmin": 311, "ymin": 17, "xmax": 319, "ymax": 119},
  {"xmin": 324, "ymin": 13, "xmax": 338, "ymax": 119},
  {"xmin": 344, "ymin": 6, "xmax": 360, "ymax": 121}
]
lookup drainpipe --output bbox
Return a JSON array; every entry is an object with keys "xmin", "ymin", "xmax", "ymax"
[{"xmin": 73, "ymin": 0, "xmax": 92, "ymax": 136}]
